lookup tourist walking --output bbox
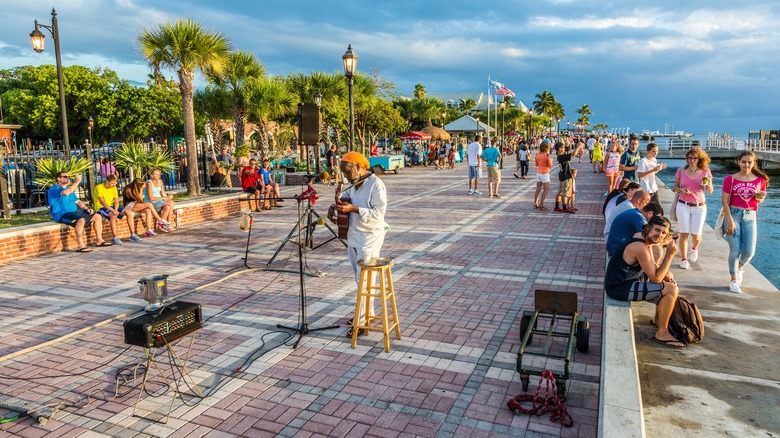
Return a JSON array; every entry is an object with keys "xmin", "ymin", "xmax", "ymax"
[
  {"xmin": 592, "ymin": 137, "xmax": 603, "ymax": 173},
  {"xmin": 619, "ymin": 136, "xmax": 642, "ymax": 183},
  {"xmin": 722, "ymin": 150, "xmax": 769, "ymax": 293},
  {"xmin": 466, "ymin": 135, "xmax": 483, "ymax": 196},
  {"xmin": 673, "ymin": 147, "xmax": 713, "ymax": 270},
  {"xmin": 603, "ymin": 141, "xmax": 623, "ymax": 194},
  {"xmin": 532, "ymin": 143, "xmax": 553, "ymax": 210},
  {"xmin": 638, "ymin": 142, "xmax": 666, "ymax": 205}
]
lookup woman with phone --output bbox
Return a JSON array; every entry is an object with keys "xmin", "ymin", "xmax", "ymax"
[
  {"xmin": 673, "ymin": 147, "xmax": 713, "ymax": 269},
  {"xmin": 722, "ymin": 150, "xmax": 769, "ymax": 293}
]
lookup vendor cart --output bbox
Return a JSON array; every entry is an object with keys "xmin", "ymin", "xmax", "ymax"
[
  {"xmin": 369, "ymin": 154, "xmax": 405, "ymax": 174},
  {"xmin": 517, "ymin": 289, "xmax": 590, "ymax": 397}
]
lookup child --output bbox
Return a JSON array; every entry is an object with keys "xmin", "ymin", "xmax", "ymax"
[{"xmin": 569, "ymin": 168, "xmax": 579, "ymax": 212}]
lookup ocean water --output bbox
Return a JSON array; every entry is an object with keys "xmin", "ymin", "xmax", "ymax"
[{"xmin": 657, "ymin": 159, "xmax": 780, "ymax": 289}]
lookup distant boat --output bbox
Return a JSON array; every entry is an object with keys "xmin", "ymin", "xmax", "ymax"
[{"xmin": 640, "ymin": 129, "xmax": 693, "ymax": 138}]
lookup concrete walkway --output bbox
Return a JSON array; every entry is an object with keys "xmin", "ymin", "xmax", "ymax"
[
  {"xmin": 0, "ymin": 160, "xmax": 605, "ymax": 437},
  {"xmin": 634, "ymin": 182, "xmax": 780, "ymax": 436}
]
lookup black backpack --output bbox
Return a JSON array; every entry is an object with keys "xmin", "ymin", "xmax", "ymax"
[{"xmin": 667, "ymin": 297, "xmax": 704, "ymax": 344}]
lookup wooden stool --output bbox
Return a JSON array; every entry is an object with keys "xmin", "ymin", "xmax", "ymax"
[{"xmin": 352, "ymin": 256, "xmax": 401, "ymax": 352}]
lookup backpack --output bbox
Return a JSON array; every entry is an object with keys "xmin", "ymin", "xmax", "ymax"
[{"xmin": 667, "ymin": 297, "xmax": 704, "ymax": 344}]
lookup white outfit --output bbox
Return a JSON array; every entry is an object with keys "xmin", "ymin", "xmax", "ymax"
[
  {"xmin": 587, "ymin": 138, "xmax": 596, "ymax": 151},
  {"xmin": 675, "ymin": 203, "xmax": 707, "ymax": 235},
  {"xmin": 343, "ymin": 174, "xmax": 388, "ymax": 320},
  {"xmin": 466, "ymin": 142, "xmax": 482, "ymax": 166},
  {"xmin": 637, "ymin": 157, "xmax": 659, "ymax": 194}
]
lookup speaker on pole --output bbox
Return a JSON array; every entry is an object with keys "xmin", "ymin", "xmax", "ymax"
[{"xmin": 298, "ymin": 103, "xmax": 319, "ymax": 146}]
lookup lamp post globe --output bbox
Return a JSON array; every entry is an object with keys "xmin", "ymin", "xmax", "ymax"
[
  {"xmin": 342, "ymin": 45, "xmax": 358, "ymax": 153},
  {"xmin": 30, "ymin": 8, "xmax": 69, "ymax": 154}
]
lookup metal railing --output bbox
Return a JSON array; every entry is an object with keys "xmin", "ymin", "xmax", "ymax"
[{"xmin": 2, "ymin": 139, "xmax": 212, "ymax": 214}]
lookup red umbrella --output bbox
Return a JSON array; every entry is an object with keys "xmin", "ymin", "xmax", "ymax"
[
  {"xmin": 505, "ymin": 131, "xmax": 520, "ymax": 137},
  {"xmin": 399, "ymin": 131, "xmax": 432, "ymax": 140}
]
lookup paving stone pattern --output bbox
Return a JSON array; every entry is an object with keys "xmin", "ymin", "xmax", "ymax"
[{"xmin": 0, "ymin": 160, "xmax": 605, "ymax": 437}]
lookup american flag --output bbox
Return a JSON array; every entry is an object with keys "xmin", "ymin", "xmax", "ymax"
[{"xmin": 490, "ymin": 80, "xmax": 515, "ymax": 97}]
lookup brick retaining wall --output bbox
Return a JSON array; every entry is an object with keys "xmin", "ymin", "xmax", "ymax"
[{"xmin": 0, "ymin": 192, "xmax": 244, "ymax": 264}]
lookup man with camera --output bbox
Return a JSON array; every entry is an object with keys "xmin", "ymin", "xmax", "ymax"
[
  {"xmin": 605, "ymin": 216, "xmax": 684, "ymax": 348},
  {"xmin": 48, "ymin": 172, "xmax": 107, "ymax": 252}
]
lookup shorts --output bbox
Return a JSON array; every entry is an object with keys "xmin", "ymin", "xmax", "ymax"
[
  {"xmin": 536, "ymin": 173, "xmax": 550, "ymax": 183},
  {"xmin": 605, "ymin": 168, "xmax": 619, "ymax": 176},
  {"xmin": 487, "ymin": 166, "xmax": 500, "ymax": 183},
  {"xmin": 245, "ymin": 186, "xmax": 259, "ymax": 195},
  {"xmin": 557, "ymin": 179, "xmax": 573, "ymax": 197},
  {"xmin": 606, "ymin": 274, "xmax": 664, "ymax": 303},
  {"xmin": 58, "ymin": 209, "xmax": 96, "ymax": 227},
  {"xmin": 469, "ymin": 166, "xmax": 480, "ymax": 179},
  {"xmin": 151, "ymin": 199, "xmax": 167, "ymax": 211},
  {"xmin": 675, "ymin": 202, "xmax": 707, "ymax": 235},
  {"xmin": 97, "ymin": 207, "xmax": 124, "ymax": 219}
]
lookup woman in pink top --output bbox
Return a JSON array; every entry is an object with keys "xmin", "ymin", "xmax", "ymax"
[
  {"xmin": 673, "ymin": 147, "xmax": 713, "ymax": 269},
  {"xmin": 722, "ymin": 150, "xmax": 769, "ymax": 293},
  {"xmin": 603, "ymin": 142, "xmax": 623, "ymax": 194},
  {"xmin": 533, "ymin": 143, "xmax": 553, "ymax": 210}
]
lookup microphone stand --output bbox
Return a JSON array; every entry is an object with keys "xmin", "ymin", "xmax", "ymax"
[{"xmin": 277, "ymin": 198, "xmax": 340, "ymax": 348}]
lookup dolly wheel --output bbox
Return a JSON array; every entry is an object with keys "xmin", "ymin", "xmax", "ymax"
[
  {"xmin": 576, "ymin": 320, "xmax": 590, "ymax": 353},
  {"xmin": 556, "ymin": 379, "xmax": 566, "ymax": 398}
]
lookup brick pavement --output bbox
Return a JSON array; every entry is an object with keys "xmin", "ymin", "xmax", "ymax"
[{"xmin": 0, "ymin": 159, "xmax": 606, "ymax": 437}]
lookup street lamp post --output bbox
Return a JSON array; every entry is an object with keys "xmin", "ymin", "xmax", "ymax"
[
  {"xmin": 441, "ymin": 111, "xmax": 447, "ymax": 128},
  {"xmin": 30, "ymin": 8, "xmax": 69, "ymax": 155},
  {"xmin": 528, "ymin": 109, "xmax": 534, "ymax": 139},
  {"xmin": 86, "ymin": 116, "xmax": 95, "ymax": 198},
  {"xmin": 342, "ymin": 45, "xmax": 358, "ymax": 153},
  {"xmin": 567, "ymin": 120, "xmax": 570, "ymax": 135},
  {"xmin": 313, "ymin": 90, "xmax": 322, "ymax": 175},
  {"xmin": 499, "ymin": 101, "xmax": 505, "ymax": 169}
]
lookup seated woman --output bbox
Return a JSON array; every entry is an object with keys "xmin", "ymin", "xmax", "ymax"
[
  {"xmin": 259, "ymin": 159, "xmax": 282, "ymax": 208},
  {"xmin": 209, "ymin": 159, "xmax": 228, "ymax": 188},
  {"xmin": 122, "ymin": 178, "xmax": 171, "ymax": 238},
  {"xmin": 144, "ymin": 168, "xmax": 176, "ymax": 227}
]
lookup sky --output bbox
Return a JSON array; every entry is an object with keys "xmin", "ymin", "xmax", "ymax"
[{"xmin": 1, "ymin": 0, "xmax": 779, "ymax": 136}]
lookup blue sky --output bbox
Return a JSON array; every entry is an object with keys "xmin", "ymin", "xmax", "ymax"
[{"xmin": 2, "ymin": 0, "xmax": 778, "ymax": 135}]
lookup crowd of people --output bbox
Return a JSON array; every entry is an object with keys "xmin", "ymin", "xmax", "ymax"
[{"xmin": 48, "ymin": 169, "xmax": 176, "ymax": 252}]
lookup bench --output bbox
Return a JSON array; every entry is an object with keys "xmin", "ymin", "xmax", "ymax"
[{"xmin": 599, "ymin": 293, "xmax": 646, "ymax": 438}]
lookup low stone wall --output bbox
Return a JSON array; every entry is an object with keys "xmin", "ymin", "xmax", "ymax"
[{"xmin": 0, "ymin": 192, "xmax": 244, "ymax": 264}]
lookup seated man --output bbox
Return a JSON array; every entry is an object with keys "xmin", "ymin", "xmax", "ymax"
[
  {"xmin": 606, "ymin": 202, "xmax": 664, "ymax": 255},
  {"xmin": 604, "ymin": 190, "xmax": 650, "ymax": 239},
  {"xmin": 605, "ymin": 216, "xmax": 684, "ymax": 348},
  {"xmin": 259, "ymin": 159, "xmax": 281, "ymax": 208},
  {"xmin": 93, "ymin": 174, "xmax": 125, "ymax": 245},
  {"xmin": 241, "ymin": 158, "xmax": 263, "ymax": 211},
  {"xmin": 48, "ymin": 172, "xmax": 107, "ymax": 252}
]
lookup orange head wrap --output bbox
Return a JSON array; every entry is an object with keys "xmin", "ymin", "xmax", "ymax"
[{"xmin": 341, "ymin": 151, "xmax": 370, "ymax": 169}]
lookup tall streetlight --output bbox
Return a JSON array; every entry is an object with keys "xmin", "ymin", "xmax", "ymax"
[
  {"xmin": 528, "ymin": 109, "xmax": 534, "ymax": 139},
  {"xmin": 30, "ymin": 8, "xmax": 69, "ymax": 154},
  {"xmin": 342, "ymin": 45, "xmax": 358, "ymax": 153},
  {"xmin": 313, "ymin": 90, "xmax": 322, "ymax": 175},
  {"xmin": 567, "ymin": 120, "xmax": 571, "ymax": 134},
  {"xmin": 86, "ymin": 116, "xmax": 95, "ymax": 197},
  {"xmin": 441, "ymin": 111, "xmax": 447, "ymax": 128}
]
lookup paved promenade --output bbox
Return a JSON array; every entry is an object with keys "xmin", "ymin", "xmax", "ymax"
[{"xmin": 0, "ymin": 160, "xmax": 606, "ymax": 437}]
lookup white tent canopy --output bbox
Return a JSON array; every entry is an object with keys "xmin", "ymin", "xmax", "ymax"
[{"xmin": 443, "ymin": 115, "xmax": 495, "ymax": 133}]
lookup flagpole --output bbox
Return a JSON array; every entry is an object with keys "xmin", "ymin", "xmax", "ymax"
[{"xmin": 487, "ymin": 75, "xmax": 490, "ymax": 142}]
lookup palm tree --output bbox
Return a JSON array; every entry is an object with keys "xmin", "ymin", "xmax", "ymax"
[
  {"xmin": 414, "ymin": 84, "xmax": 427, "ymax": 99},
  {"xmin": 246, "ymin": 79, "xmax": 297, "ymax": 159},
  {"xmin": 576, "ymin": 104, "xmax": 593, "ymax": 124},
  {"xmin": 411, "ymin": 97, "xmax": 446, "ymax": 128},
  {"xmin": 549, "ymin": 102, "xmax": 565, "ymax": 133},
  {"xmin": 194, "ymin": 86, "xmax": 231, "ymax": 154},
  {"xmin": 533, "ymin": 91, "xmax": 557, "ymax": 117},
  {"xmin": 205, "ymin": 51, "xmax": 265, "ymax": 151},
  {"xmin": 138, "ymin": 19, "xmax": 231, "ymax": 196}
]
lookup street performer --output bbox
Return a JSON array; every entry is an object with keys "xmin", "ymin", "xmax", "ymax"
[{"xmin": 329, "ymin": 151, "xmax": 389, "ymax": 338}]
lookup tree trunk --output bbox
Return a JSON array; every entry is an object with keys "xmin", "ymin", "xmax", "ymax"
[
  {"xmin": 179, "ymin": 69, "xmax": 200, "ymax": 196},
  {"xmin": 233, "ymin": 106, "xmax": 245, "ymax": 150}
]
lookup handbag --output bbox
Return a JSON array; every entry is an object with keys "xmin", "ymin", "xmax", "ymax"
[
  {"xmin": 670, "ymin": 193, "xmax": 680, "ymax": 222},
  {"xmin": 714, "ymin": 175, "xmax": 733, "ymax": 239}
]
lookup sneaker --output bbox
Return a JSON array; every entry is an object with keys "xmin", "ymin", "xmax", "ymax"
[
  {"xmin": 130, "ymin": 234, "xmax": 142, "ymax": 242},
  {"xmin": 568, "ymin": 207, "xmax": 578, "ymax": 212},
  {"xmin": 468, "ymin": 189, "xmax": 473, "ymax": 195},
  {"xmin": 158, "ymin": 219, "xmax": 171, "ymax": 227},
  {"xmin": 554, "ymin": 207, "xmax": 563, "ymax": 212},
  {"xmin": 145, "ymin": 230, "xmax": 157, "ymax": 238},
  {"xmin": 729, "ymin": 280, "xmax": 742, "ymax": 293},
  {"xmin": 689, "ymin": 249, "xmax": 698, "ymax": 263},
  {"xmin": 736, "ymin": 268, "xmax": 744, "ymax": 284},
  {"xmin": 157, "ymin": 223, "xmax": 171, "ymax": 232},
  {"xmin": 494, "ymin": 194, "xmax": 501, "ymax": 198},
  {"xmin": 473, "ymin": 190, "xmax": 482, "ymax": 196},
  {"xmin": 680, "ymin": 260, "xmax": 689, "ymax": 269},
  {"xmin": 111, "ymin": 237, "xmax": 123, "ymax": 245},
  {"xmin": 562, "ymin": 208, "xmax": 575, "ymax": 214}
]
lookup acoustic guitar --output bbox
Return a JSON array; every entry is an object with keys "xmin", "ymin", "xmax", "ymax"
[{"xmin": 334, "ymin": 182, "xmax": 349, "ymax": 239}]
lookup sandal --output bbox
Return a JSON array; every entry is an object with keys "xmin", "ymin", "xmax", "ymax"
[
  {"xmin": 346, "ymin": 328, "xmax": 365, "ymax": 338},
  {"xmin": 346, "ymin": 318, "xmax": 353, "ymax": 326},
  {"xmin": 97, "ymin": 241, "xmax": 112, "ymax": 247},
  {"xmin": 538, "ymin": 206, "xmax": 549, "ymax": 211},
  {"xmin": 650, "ymin": 337, "xmax": 686, "ymax": 349},
  {"xmin": 76, "ymin": 247, "xmax": 93, "ymax": 253}
]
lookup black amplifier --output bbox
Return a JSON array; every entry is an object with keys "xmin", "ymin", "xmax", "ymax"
[{"xmin": 124, "ymin": 301, "xmax": 203, "ymax": 348}]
